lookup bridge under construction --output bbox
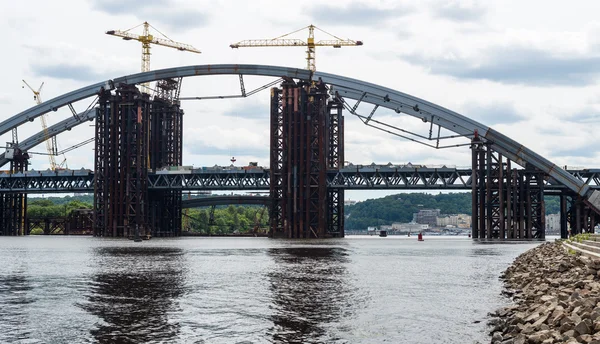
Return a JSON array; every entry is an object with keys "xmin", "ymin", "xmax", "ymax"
[{"xmin": 1, "ymin": 64, "xmax": 599, "ymax": 240}]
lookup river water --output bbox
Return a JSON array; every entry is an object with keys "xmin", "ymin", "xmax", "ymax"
[{"xmin": 0, "ymin": 236, "xmax": 541, "ymax": 343}]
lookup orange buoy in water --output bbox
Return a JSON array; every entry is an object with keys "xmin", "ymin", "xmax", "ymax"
[{"xmin": 418, "ymin": 232, "xmax": 424, "ymax": 241}]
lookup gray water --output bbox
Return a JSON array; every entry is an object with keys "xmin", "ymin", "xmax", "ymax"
[{"xmin": 0, "ymin": 236, "xmax": 541, "ymax": 343}]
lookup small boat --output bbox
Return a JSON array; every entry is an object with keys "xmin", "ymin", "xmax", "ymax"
[{"xmin": 417, "ymin": 232, "xmax": 424, "ymax": 241}]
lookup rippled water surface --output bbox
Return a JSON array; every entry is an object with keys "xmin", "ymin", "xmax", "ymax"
[{"xmin": 0, "ymin": 236, "xmax": 542, "ymax": 343}]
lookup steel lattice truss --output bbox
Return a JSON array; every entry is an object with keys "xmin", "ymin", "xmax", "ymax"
[
  {"xmin": 1, "ymin": 168, "xmax": 599, "ymax": 194},
  {"xmin": 147, "ymin": 171, "xmax": 271, "ymax": 190}
]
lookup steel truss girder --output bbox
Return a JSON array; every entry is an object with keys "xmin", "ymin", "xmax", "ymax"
[
  {"xmin": 4, "ymin": 64, "xmax": 596, "ymax": 210},
  {"xmin": 1, "ymin": 168, "xmax": 600, "ymax": 193}
]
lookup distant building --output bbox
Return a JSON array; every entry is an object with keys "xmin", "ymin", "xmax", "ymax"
[
  {"xmin": 391, "ymin": 223, "xmax": 428, "ymax": 232},
  {"xmin": 437, "ymin": 214, "xmax": 471, "ymax": 229},
  {"xmin": 415, "ymin": 209, "xmax": 441, "ymax": 227},
  {"xmin": 546, "ymin": 213, "xmax": 560, "ymax": 233},
  {"xmin": 345, "ymin": 199, "xmax": 357, "ymax": 206}
]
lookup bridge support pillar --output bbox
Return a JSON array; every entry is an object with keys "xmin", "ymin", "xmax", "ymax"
[
  {"xmin": 148, "ymin": 94, "xmax": 183, "ymax": 237},
  {"xmin": 560, "ymin": 193, "xmax": 569, "ymax": 239},
  {"xmin": 94, "ymin": 84, "xmax": 150, "ymax": 238},
  {"xmin": 565, "ymin": 195, "xmax": 599, "ymax": 237},
  {"xmin": 269, "ymin": 80, "xmax": 344, "ymax": 238},
  {"xmin": 0, "ymin": 151, "xmax": 28, "ymax": 236},
  {"xmin": 471, "ymin": 138, "xmax": 545, "ymax": 239}
]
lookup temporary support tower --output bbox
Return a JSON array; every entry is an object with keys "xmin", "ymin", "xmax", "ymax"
[
  {"xmin": 94, "ymin": 84, "xmax": 150, "ymax": 238},
  {"xmin": 471, "ymin": 137, "xmax": 546, "ymax": 239},
  {"xmin": 0, "ymin": 150, "xmax": 28, "ymax": 236},
  {"xmin": 148, "ymin": 81, "xmax": 183, "ymax": 237},
  {"xmin": 269, "ymin": 79, "xmax": 344, "ymax": 238}
]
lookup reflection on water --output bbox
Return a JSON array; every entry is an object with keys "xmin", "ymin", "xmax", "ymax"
[
  {"xmin": 0, "ymin": 272, "xmax": 35, "ymax": 342},
  {"xmin": 0, "ymin": 237, "xmax": 543, "ymax": 343},
  {"xmin": 80, "ymin": 246, "xmax": 186, "ymax": 343},
  {"xmin": 267, "ymin": 244, "xmax": 351, "ymax": 343}
]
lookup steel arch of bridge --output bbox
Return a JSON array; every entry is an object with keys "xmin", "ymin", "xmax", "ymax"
[{"xmin": 4, "ymin": 64, "xmax": 599, "ymax": 210}]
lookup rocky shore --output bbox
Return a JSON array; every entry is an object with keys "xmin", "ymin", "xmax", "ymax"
[{"xmin": 489, "ymin": 241, "xmax": 600, "ymax": 344}]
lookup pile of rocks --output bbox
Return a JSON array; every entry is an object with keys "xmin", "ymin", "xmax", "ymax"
[{"xmin": 489, "ymin": 241, "xmax": 600, "ymax": 344}]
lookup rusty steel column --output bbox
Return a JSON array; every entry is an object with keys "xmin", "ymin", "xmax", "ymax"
[
  {"xmin": 525, "ymin": 168, "xmax": 545, "ymax": 239},
  {"xmin": 478, "ymin": 143, "xmax": 486, "ymax": 238},
  {"xmin": 93, "ymin": 84, "xmax": 150, "ymax": 238},
  {"xmin": 487, "ymin": 150, "xmax": 505, "ymax": 239},
  {"xmin": 518, "ymin": 170, "xmax": 525, "ymax": 239},
  {"xmin": 326, "ymin": 97, "xmax": 344, "ymax": 237},
  {"xmin": 485, "ymin": 144, "xmax": 493, "ymax": 238},
  {"xmin": 506, "ymin": 159, "xmax": 512, "ymax": 238},
  {"xmin": 0, "ymin": 151, "xmax": 28, "ymax": 236},
  {"xmin": 148, "ymin": 96, "xmax": 184, "ymax": 237},
  {"xmin": 560, "ymin": 193, "xmax": 568, "ymax": 239},
  {"xmin": 269, "ymin": 80, "xmax": 340, "ymax": 238},
  {"xmin": 470, "ymin": 137, "xmax": 480, "ymax": 238},
  {"xmin": 269, "ymin": 86, "xmax": 285, "ymax": 237}
]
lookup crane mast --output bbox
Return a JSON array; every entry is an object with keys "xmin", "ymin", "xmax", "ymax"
[
  {"xmin": 22, "ymin": 80, "xmax": 66, "ymax": 170},
  {"xmin": 230, "ymin": 24, "xmax": 363, "ymax": 72},
  {"xmin": 106, "ymin": 21, "xmax": 201, "ymax": 93}
]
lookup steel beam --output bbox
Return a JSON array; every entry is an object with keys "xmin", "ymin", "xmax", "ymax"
[{"xmin": 1, "ymin": 167, "xmax": 600, "ymax": 194}]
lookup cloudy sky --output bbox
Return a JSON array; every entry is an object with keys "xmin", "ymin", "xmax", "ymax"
[{"xmin": 1, "ymin": 0, "xmax": 599, "ymax": 201}]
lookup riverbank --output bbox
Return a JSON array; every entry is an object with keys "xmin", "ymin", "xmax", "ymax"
[{"xmin": 489, "ymin": 240, "xmax": 600, "ymax": 343}]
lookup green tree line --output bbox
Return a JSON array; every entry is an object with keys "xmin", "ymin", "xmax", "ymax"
[
  {"xmin": 27, "ymin": 196, "xmax": 268, "ymax": 235},
  {"xmin": 28, "ymin": 199, "xmax": 92, "ymax": 218},
  {"xmin": 345, "ymin": 193, "xmax": 561, "ymax": 230},
  {"xmin": 183, "ymin": 205, "xmax": 269, "ymax": 234}
]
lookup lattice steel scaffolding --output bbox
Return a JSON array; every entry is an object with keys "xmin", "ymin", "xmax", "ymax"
[
  {"xmin": 148, "ymin": 93, "xmax": 183, "ymax": 237},
  {"xmin": 471, "ymin": 138, "xmax": 545, "ymax": 239},
  {"xmin": 94, "ymin": 84, "xmax": 150, "ymax": 238},
  {"xmin": 0, "ymin": 150, "xmax": 28, "ymax": 236},
  {"xmin": 269, "ymin": 80, "xmax": 344, "ymax": 238}
]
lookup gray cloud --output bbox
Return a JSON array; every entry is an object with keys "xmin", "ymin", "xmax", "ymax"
[
  {"xmin": 567, "ymin": 110, "xmax": 600, "ymax": 124},
  {"xmin": 401, "ymin": 47, "xmax": 600, "ymax": 86},
  {"xmin": 90, "ymin": 0, "xmax": 209, "ymax": 32},
  {"xmin": 432, "ymin": 1, "xmax": 486, "ymax": 22},
  {"xmin": 554, "ymin": 146, "xmax": 597, "ymax": 158},
  {"xmin": 31, "ymin": 63, "xmax": 128, "ymax": 82},
  {"xmin": 306, "ymin": 2, "xmax": 413, "ymax": 27},
  {"xmin": 32, "ymin": 64, "xmax": 107, "ymax": 82},
  {"xmin": 537, "ymin": 127, "xmax": 565, "ymax": 136},
  {"xmin": 461, "ymin": 103, "xmax": 525, "ymax": 125},
  {"xmin": 222, "ymin": 103, "xmax": 269, "ymax": 119}
]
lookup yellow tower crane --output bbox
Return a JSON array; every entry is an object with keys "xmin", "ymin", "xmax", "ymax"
[
  {"xmin": 106, "ymin": 21, "xmax": 201, "ymax": 93},
  {"xmin": 230, "ymin": 24, "xmax": 363, "ymax": 73},
  {"xmin": 22, "ymin": 80, "xmax": 67, "ymax": 170}
]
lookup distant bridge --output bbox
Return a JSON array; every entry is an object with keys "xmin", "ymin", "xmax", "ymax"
[{"xmin": 181, "ymin": 195, "xmax": 270, "ymax": 208}]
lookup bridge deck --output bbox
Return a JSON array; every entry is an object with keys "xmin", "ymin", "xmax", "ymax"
[{"xmin": 0, "ymin": 167, "xmax": 597, "ymax": 193}]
